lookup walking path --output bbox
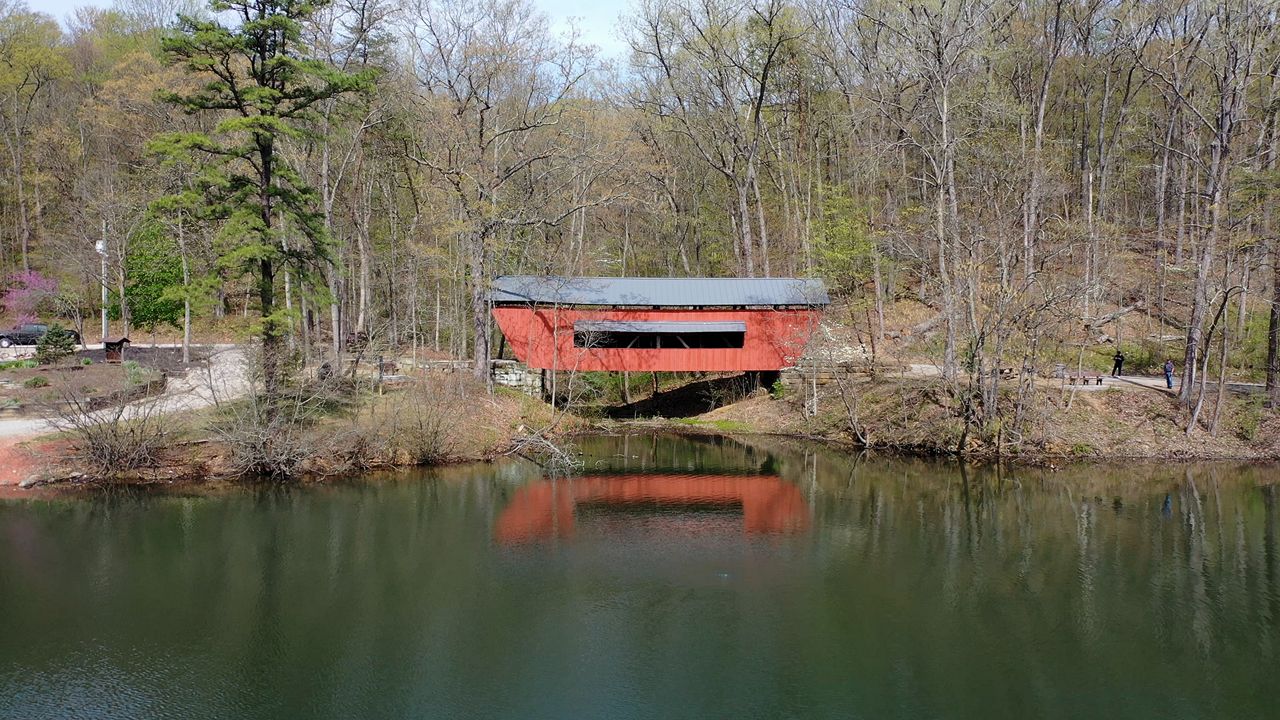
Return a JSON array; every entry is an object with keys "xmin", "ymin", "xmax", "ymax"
[
  {"xmin": 0, "ymin": 345, "xmax": 247, "ymax": 441},
  {"xmin": 898, "ymin": 362, "xmax": 1264, "ymax": 396},
  {"xmin": 0, "ymin": 345, "xmax": 247, "ymax": 489}
]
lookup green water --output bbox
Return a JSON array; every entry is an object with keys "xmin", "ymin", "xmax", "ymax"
[{"xmin": 2, "ymin": 434, "xmax": 1278, "ymax": 719}]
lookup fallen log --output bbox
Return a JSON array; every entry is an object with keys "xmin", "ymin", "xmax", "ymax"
[
  {"xmin": 1084, "ymin": 303, "xmax": 1145, "ymax": 330},
  {"xmin": 909, "ymin": 312, "xmax": 944, "ymax": 337}
]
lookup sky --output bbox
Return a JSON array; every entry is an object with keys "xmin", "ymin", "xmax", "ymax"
[{"xmin": 34, "ymin": 0, "xmax": 633, "ymax": 58}]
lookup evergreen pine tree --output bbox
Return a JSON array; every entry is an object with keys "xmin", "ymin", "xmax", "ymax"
[{"xmin": 151, "ymin": 0, "xmax": 373, "ymax": 406}]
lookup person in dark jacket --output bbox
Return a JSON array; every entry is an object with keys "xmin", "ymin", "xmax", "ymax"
[
  {"xmin": 1164, "ymin": 359, "xmax": 1175, "ymax": 389},
  {"xmin": 1111, "ymin": 349, "xmax": 1125, "ymax": 377}
]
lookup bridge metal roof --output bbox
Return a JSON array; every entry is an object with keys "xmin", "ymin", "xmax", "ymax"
[{"xmin": 492, "ymin": 276, "xmax": 829, "ymax": 307}]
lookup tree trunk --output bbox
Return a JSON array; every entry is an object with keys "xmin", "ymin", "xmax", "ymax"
[
  {"xmin": 936, "ymin": 173, "xmax": 957, "ymax": 384},
  {"xmin": 872, "ymin": 251, "xmax": 885, "ymax": 344},
  {"xmin": 178, "ymin": 216, "xmax": 191, "ymax": 365},
  {"xmin": 751, "ymin": 165, "xmax": 770, "ymax": 277},
  {"xmin": 1267, "ymin": 239, "xmax": 1280, "ymax": 405},
  {"xmin": 258, "ymin": 136, "xmax": 282, "ymax": 405},
  {"xmin": 735, "ymin": 180, "xmax": 755, "ymax": 277},
  {"xmin": 940, "ymin": 83, "xmax": 960, "ymax": 383},
  {"xmin": 469, "ymin": 230, "xmax": 490, "ymax": 384},
  {"xmin": 6, "ymin": 112, "xmax": 30, "ymax": 273},
  {"xmin": 1024, "ymin": 30, "xmax": 1059, "ymax": 281}
]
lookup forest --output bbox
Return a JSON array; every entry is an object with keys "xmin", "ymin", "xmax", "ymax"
[{"xmin": 0, "ymin": 0, "xmax": 1278, "ymax": 432}]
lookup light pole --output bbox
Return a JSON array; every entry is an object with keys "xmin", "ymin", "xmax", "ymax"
[{"xmin": 95, "ymin": 234, "xmax": 108, "ymax": 342}]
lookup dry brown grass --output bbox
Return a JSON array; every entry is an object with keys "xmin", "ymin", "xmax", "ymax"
[
  {"xmin": 311, "ymin": 373, "xmax": 564, "ymax": 474},
  {"xmin": 695, "ymin": 375, "xmax": 1279, "ymax": 462}
]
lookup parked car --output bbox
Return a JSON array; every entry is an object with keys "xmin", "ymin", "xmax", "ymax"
[{"xmin": 0, "ymin": 323, "xmax": 81, "ymax": 348}]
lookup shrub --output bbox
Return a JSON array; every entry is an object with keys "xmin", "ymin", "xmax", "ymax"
[
  {"xmin": 45, "ymin": 390, "xmax": 175, "ymax": 476},
  {"xmin": 35, "ymin": 324, "xmax": 76, "ymax": 365},
  {"xmin": 1118, "ymin": 339, "xmax": 1169, "ymax": 375},
  {"xmin": 122, "ymin": 360, "xmax": 145, "ymax": 385},
  {"xmin": 379, "ymin": 379, "xmax": 460, "ymax": 465},
  {"xmin": 329, "ymin": 376, "xmax": 467, "ymax": 472},
  {"xmin": 2, "ymin": 270, "xmax": 59, "ymax": 325},
  {"xmin": 207, "ymin": 351, "xmax": 359, "ymax": 480},
  {"xmin": 23, "ymin": 375, "xmax": 48, "ymax": 389},
  {"xmin": 210, "ymin": 388, "xmax": 332, "ymax": 480},
  {"xmin": 81, "ymin": 358, "xmax": 92, "ymax": 366},
  {"xmin": 1237, "ymin": 396, "xmax": 1266, "ymax": 441}
]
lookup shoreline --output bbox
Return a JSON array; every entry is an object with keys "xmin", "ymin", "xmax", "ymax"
[
  {"xmin": 587, "ymin": 421, "xmax": 1280, "ymax": 465},
  {"xmin": 5, "ymin": 418, "xmax": 1278, "ymax": 501}
]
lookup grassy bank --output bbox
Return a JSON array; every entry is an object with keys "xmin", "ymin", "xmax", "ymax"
[
  {"xmin": 13, "ymin": 369, "xmax": 1280, "ymax": 494},
  {"xmin": 15, "ymin": 374, "xmax": 576, "ymax": 489},
  {"xmin": 663, "ymin": 378, "xmax": 1280, "ymax": 462}
]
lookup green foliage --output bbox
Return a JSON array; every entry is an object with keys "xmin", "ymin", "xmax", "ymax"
[
  {"xmin": 1233, "ymin": 310, "xmax": 1272, "ymax": 381},
  {"xmin": 35, "ymin": 324, "xmax": 76, "ymax": 365},
  {"xmin": 22, "ymin": 375, "xmax": 48, "ymax": 389},
  {"xmin": 0, "ymin": 10, "xmax": 69, "ymax": 108},
  {"xmin": 123, "ymin": 360, "xmax": 146, "ymax": 386},
  {"xmin": 125, "ymin": 221, "xmax": 185, "ymax": 332},
  {"xmin": 151, "ymin": 0, "xmax": 374, "ymax": 353},
  {"xmin": 770, "ymin": 379, "xmax": 786, "ymax": 399},
  {"xmin": 572, "ymin": 371, "xmax": 612, "ymax": 403},
  {"xmin": 1117, "ymin": 341, "xmax": 1166, "ymax": 375},
  {"xmin": 0, "ymin": 359, "xmax": 36, "ymax": 371},
  {"xmin": 602, "ymin": 371, "xmax": 664, "ymax": 405},
  {"xmin": 813, "ymin": 184, "xmax": 876, "ymax": 294},
  {"xmin": 1070, "ymin": 443, "xmax": 1095, "ymax": 458},
  {"xmin": 1236, "ymin": 396, "xmax": 1266, "ymax": 441},
  {"xmin": 674, "ymin": 418, "xmax": 752, "ymax": 432},
  {"xmin": 1231, "ymin": 167, "xmax": 1280, "ymax": 220}
]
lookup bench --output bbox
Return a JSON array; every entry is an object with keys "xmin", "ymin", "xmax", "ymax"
[{"xmin": 1067, "ymin": 375, "xmax": 1103, "ymax": 386}]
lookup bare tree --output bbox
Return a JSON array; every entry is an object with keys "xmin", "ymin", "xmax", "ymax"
[
  {"xmin": 1140, "ymin": 0, "xmax": 1278, "ymax": 405},
  {"xmin": 626, "ymin": 0, "xmax": 803, "ymax": 278},
  {"xmin": 405, "ymin": 0, "xmax": 621, "ymax": 380}
]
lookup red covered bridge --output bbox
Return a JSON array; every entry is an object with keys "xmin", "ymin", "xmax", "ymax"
[{"xmin": 490, "ymin": 276, "xmax": 829, "ymax": 372}]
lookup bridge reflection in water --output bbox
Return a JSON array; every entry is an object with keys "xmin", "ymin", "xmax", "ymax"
[{"xmin": 495, "ymin": 474, "xmax": 809, "ymax": 543}]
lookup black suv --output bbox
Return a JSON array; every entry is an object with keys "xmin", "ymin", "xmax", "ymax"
[{"xmin": 0, "ymin": 323, "xmax": 81, "ymax": 348}]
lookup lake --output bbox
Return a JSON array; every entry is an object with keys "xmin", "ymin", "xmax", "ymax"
[{"xmin": 1, "ymin": 433, "xmax": 1278, "ymax": 719}]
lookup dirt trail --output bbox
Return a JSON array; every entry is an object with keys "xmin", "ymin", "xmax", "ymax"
[{"xmin": 0, "ymin": 437, "xmax": 36, "ymax": 485}]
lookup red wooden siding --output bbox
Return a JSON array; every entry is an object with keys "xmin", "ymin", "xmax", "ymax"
[
  {"xmin": 495, "ymin": 474, "xmax": 809, "ymax": 543},
  {"xmin": 491, "ymin": 307, "xmax": 820, "ymax": 372}
]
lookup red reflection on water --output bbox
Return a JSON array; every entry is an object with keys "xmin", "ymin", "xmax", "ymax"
[{"xmin": 495, "ymin": 474, "xmax": 808, "ymax": 543}]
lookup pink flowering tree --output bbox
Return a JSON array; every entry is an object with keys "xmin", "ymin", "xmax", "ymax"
[{"xmin": 2, "ymin": 271, "xmax": 60, "ymax": 325}]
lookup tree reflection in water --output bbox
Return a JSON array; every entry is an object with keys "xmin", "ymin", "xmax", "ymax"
[{"xmin": 1, "ymin": 433, "xmax": 1278, "ymax": 719}]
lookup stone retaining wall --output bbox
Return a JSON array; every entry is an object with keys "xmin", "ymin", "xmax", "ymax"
[{"xmin": 490, "ymin": 360, "xmax": 544, "ymax": 396}]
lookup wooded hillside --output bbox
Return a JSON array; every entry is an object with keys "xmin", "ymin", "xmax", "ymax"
[{"xmin": 1, "ymin": 0, "xmax": 1278, "ymax": 421}]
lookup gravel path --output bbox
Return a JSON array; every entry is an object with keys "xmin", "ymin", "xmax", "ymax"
[{"xmin": 0, "ymin": 345, "xmax": 247, "ymax": 441}]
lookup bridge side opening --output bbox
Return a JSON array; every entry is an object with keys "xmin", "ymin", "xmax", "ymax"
[{"xmin": 572, "ymin": 320, "xmax": 747, "ymax": 350}]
